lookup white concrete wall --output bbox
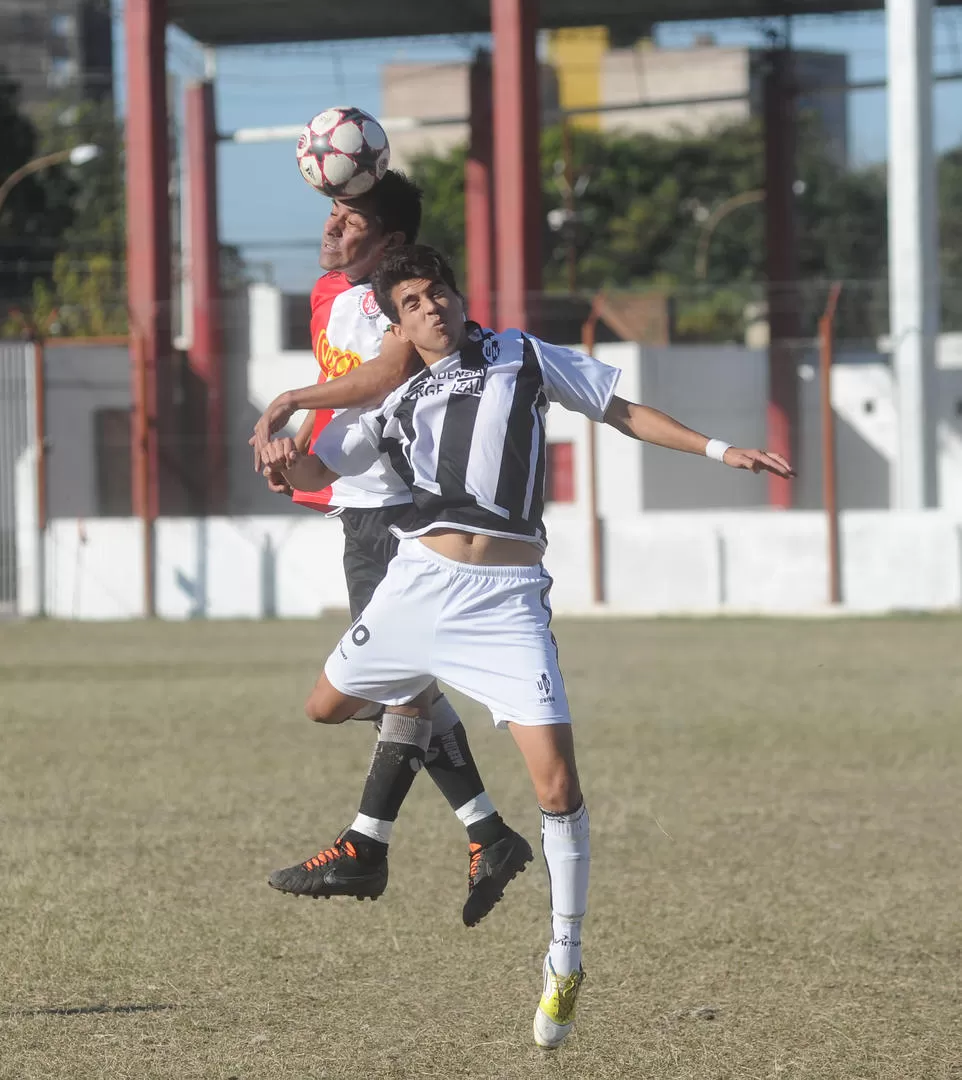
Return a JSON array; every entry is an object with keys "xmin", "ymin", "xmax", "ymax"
[
  {"xmin": 38, "ymin": 509, "xmax": 962, "ymax": 620},
  {"xmin": 44, "ymin": 518, "xmax": 145, "ymax": 620},
  {"xmin": 155, "ymin": 515, "xmax": 348, "ymax": 619},
  {"xmin": 43, "ymin": 344, "xmax": 130, "ymax": 519}
]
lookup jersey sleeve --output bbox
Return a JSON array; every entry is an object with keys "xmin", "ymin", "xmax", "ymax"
[
  {"xmin": 527, "ymin": 335, "xmax": 621, "ymax": 422},
  {"xmin": 311, "ymin": 407, "xmax": 382, "ymax": 477}
]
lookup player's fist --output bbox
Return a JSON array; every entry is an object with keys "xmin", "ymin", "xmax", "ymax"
[
  {"xmin": 264, "ymin": 467, "xmax": 293, "ymax": 497},
  {"xmin": 260, "ymin": 436, "xmax": 299, "ymax": 471},
  {"xmin": 250, "ymin": 392, "xmax": 296, "ymax": 470}
]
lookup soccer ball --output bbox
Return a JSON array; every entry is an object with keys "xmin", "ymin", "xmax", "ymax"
[{"xmin": 296, "ymin": 106, "xmax": 390, "ymax": 197}]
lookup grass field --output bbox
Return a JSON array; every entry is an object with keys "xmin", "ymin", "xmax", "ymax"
[{"xmin": 1, "ymin": 616, "xmax": 961, "ymax": 1080}]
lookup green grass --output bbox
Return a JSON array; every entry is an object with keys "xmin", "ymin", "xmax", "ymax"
[{"xmin": 1, "ymin": 616, "xmax": 961, "ymax": 1079}]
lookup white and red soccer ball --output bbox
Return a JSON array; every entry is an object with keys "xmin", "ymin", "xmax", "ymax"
[{"xmin": 296, "ymin": 106, "xmax": 390, "ymax": 197}]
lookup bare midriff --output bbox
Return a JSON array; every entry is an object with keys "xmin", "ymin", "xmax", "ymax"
[{"xmin": 418, "ymin": 529, "xmax": 542, "ymax": 567}]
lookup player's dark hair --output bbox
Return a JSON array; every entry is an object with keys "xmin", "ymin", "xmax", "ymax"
[
  {"xmin": 372, "ymin": 244, "xmax": 461, "ymax": 323},
  {"xmin": 368, "ymin": 170, "xmax": 422, "ymax": 245}
]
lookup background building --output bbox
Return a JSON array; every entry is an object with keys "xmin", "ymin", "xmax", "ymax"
[
  {"xmin": 382, "ymin": 32, "xmax": 847, "ymax": 170},
  {"xmin": 0, "ymin": 0, "xmax": 113, "ymax": 112}
]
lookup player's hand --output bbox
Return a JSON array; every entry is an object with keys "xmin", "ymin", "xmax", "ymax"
[
  {"xmin": 250, "ymin": 393, "xmax": 295, "ymax": 470},
  {"xmin": 259, "ymin": 436, "xmax": 299, "ymax": 473},
  {"xmin": 264, "ymin": 467, "xmax": 293, "ymax": 497},
  {"xmin": 723, "ymin": 448, "xmax": 795, "ymax": 477}
]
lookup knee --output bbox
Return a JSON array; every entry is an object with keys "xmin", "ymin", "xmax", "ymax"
[
  {"xmin": 536, "ymin": 771, "xmax": 582, "ymax": 815},
  {"xmin": 304, "ymin": 689, "xmax": 347, "ymax": 724}
]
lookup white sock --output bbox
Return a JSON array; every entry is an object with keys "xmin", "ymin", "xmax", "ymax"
[
  {"xmin": 455, "ymin": 792, "xmax": 496, "ymax": 828},
  {"xmin": 541, "ymin": 802, "xmax": 590, "ymax": 977},
  {"xmin": 348, "ymin": 811, "xmax": 393, "ymax": 845}
]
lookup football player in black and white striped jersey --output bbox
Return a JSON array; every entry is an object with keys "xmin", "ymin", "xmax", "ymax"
[{"xmin": 262, "ymin": 245, "xmax": 793, "ymax": 1048}]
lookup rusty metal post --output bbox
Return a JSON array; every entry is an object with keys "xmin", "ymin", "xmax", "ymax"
[
  {"xmin": 763, "ymin": 47, "xmax": 799, "ymax": 508},
  {"xmin": 582, "ymin": 297, "xmax": 604, "ymax": 605},
  {"xmin": 466, "ymin": 50, "xmax": 495, "ymax": 329},
  {"xmin": 492, "ymin": 0, "xmax": 542, "ymax": 331},
  {"xmin": 820, "ymin": 283, "xmax": 843, "ymax": 605}
]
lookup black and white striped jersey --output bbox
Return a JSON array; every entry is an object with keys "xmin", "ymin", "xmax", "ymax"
[{"xmin": 313, "ymin": 323, "xmax": 621, "ymax": 548}]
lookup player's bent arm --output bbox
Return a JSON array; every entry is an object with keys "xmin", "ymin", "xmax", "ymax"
[
  {"xmin": 288, "ymin": 334, "xmax": 420, "ymax": 413},
  {"xmin": 250, "ymin": 335, "xmax": 422, "ymax": 469}
]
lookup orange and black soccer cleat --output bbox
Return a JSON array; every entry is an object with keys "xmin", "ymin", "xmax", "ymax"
[
  {"xmin": 268, "ymin": 833, "xmax": 387, "ymax": 901},
  {"xmin": 462, "ymin": 829, "xmax": 534, "ymax": 927}
]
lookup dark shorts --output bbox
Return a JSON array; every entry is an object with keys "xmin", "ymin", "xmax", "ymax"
[{"xmin": 340, "ymin": 503, "xmax": 416, "ymax": 619}]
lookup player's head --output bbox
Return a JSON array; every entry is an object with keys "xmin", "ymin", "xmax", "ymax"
[
  {"xmin": 372, "ymin": 244, "xmax": 466, "ymax": 359},
  {"xmin": 320, "ymin": 170, "xmax": 422, "ymax": 282}
]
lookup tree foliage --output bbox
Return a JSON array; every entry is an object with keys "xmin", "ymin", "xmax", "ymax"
[
  {"xmin": 409, "ymin": 116, "xmax": 898, "ymax": 341},
  {"xmin": 1, "ymin": 83, "xmax": 128, "ymax": 337},
  {"xmin": 0, "ymin": 73, "xmax": 74, "ymax": 320}
]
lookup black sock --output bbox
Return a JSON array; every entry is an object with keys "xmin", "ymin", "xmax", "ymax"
[
  {"xmin": 425, "ymin": 719, "xmax": 488, "ymax": 811},
  {"xmin": 343, "ymin": 711, "xmax": 432, "ymax": 858},
  {"xmin": 340, "ymin": 831, "xmax": 389, "ymax": 863},
  {"xmin": 466, "ymin": 812, "xmax": 512, "ymax": 848}
]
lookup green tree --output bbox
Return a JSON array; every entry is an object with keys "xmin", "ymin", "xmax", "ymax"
[
  {"xmin": 408, "ymin": 145, "xmax": 468, "ymax": 284},
  {"xmin": 0, "ymin": 72, "xmax": 75, "ymax": 322},
  {"xmin": 32, "ymin": 97, "xmax": 127, "ymax": 335},
  {"xmin": 939, "ymin": 147, "xmax": 962, "ymax": 332},
  {"xmin": 408, "ymin": 117, "xmax": 893, "ymax": 341}
]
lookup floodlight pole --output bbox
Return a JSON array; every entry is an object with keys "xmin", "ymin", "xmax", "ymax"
[{"xmin": 887, "ymin": 0, "xmax": 939, "ymax": 509}]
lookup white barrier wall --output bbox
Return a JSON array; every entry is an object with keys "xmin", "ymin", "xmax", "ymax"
[{"xmin": 36, "ymin": 510, "xmax": 962, "ymax": 620}]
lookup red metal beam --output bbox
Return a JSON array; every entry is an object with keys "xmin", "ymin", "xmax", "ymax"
[
  {"xmin": 466, "ymin": 50, "xmax": 495, "ymax": 329},
  {"xmin": 185, "ymin": 79, "xmax": 224, "ymax": 512},
  {"xmin": 763, "ymin": 48, "xmax": 799, "ymax": 508},
  {"xmin": 491, "ymin": 0, "xmax": 542, "ymax": 332},
  {"xmin": 125, "ymin": 0, "xmax": 173, "ymax": 523}
]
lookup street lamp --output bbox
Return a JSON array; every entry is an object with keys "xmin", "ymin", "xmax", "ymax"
[
  {"xmin": 694, "ymin": 189, "xmax": 765, "ymax": 281},
  {"xmin": 0, "ymin": 143, "xmax": 101, "ymax": 217},
  {"xmin": 694, "ymin": 181, "xmax": 806, "ymax": 281}
]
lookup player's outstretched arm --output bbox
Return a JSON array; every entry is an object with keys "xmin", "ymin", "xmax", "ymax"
[
  {"xmin": 250, "ymin": 333, "xmax": 421, "ymax": 470},
  {"xmin": 260, "ymin": 437, "xmax": 340, "ymax": 493},
  {"xmin": 602, "ymin": 396, "xmax": 795, "ymax": 477}
]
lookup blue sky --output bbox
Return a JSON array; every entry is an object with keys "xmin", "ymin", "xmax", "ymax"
[{"xmin": 111, "ymin": 7, "xmax": 962, "ymax": 290}]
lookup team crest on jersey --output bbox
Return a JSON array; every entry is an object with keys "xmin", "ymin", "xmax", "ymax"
[
  {"xmin": 316, "ymin": 327, "xmax": 362, "ymax": 379},
  {"xmin": 462, "ymin": 321, "xmax": 499, "ymax": 370},
  {"xmin": 358, "ymin": 290, "xmax": 381, "ymax": 319},
  {"xmin": 481, "ymin": 336, "xmax": 500, "ymax": 364}
]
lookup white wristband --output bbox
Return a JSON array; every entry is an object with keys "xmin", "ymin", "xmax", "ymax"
[{"xmin": 705, "ymin": 439, "xmax": 731, "ymax": 463}]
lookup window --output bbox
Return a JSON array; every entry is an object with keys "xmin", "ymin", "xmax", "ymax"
[
  {"xmin": 94, "ymin": 409, "xmax": 132, "ymax": 517},
  {"xmin": 51, "ymin": 13, "xmax": 76, "ymax": 37},
  {"xmin": 48, "ymin": 55, "xmax": 77, "ymax": 88},
  {"xmin": 545, "ymin": 441, "xmax": 575, "ymax": 503}
]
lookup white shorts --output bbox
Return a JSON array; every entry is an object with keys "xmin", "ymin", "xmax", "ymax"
[{"xmin": 323, "ymin": 539, "xmax": 571, "ymax": 728}]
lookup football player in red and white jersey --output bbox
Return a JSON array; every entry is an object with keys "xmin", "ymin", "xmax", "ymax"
[{"xmin": 252, "ymin": 172, "xmax": 532, "ymax": 925}]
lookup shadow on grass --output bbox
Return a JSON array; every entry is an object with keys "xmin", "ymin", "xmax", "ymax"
[{"xmin": 15, "ymin": 1003, "xmax": 177, "ymax": 1018}]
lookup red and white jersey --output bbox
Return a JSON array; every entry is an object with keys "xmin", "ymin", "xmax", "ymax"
[{"xmin": 293, "ymin": 271, "xmax": 411, "ymax": 510}]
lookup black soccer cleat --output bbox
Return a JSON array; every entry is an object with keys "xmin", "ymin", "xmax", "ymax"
[
  {"xmin": 462, "ymin": 829, "xmax": 534, "ymax": 927},
  {"xmin": 268, "ymin": 834, "xmax": 388, "ymax": 901}
]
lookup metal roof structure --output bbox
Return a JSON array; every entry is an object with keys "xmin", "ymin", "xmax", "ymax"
[{"xmin": 167, "ymin": 0, "xmax": 943, "ymax": 47}]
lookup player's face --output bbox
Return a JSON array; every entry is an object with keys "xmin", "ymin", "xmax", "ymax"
[
  {"xmin": 320, "ymin": 198, "xmax": 387, "ymax": 280},
  {"xmin": 392, "ymin": 278, "xmax": 465, "ymax": 359}
]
